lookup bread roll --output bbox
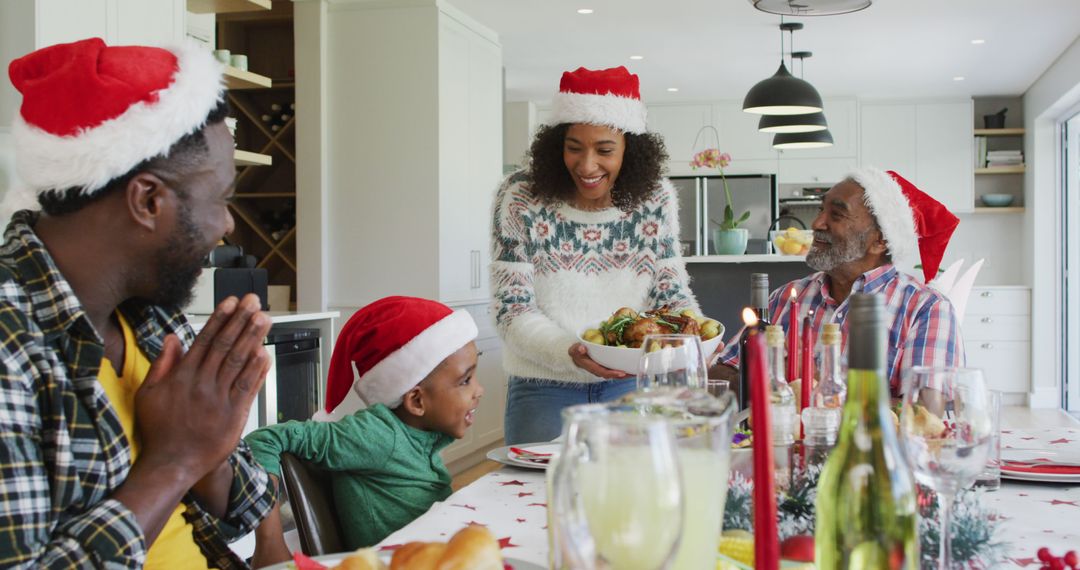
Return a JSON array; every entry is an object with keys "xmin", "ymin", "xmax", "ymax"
[
  {"xmin": 390, "ymin": 542, "xmax": 446, "ymax": 570},
  {"xmin": 436, "ymin": 525, "xmax": 503, "ymax": 570},
  {"xmin": 333, "ymin": 547, "xmax": 386, "ymax": 570}
]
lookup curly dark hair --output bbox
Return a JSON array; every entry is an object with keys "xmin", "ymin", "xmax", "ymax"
[
  {"xmin": 38, "ymin": 100, "xmax": 231, "ymax": 216},
  {"xmin": 525, "ymin": 123, "xmax": 669, "ymax": 211}
]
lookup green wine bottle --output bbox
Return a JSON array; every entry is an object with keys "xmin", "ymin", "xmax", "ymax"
[{"xmin": 815, "ymin": 294, "xmax": 918, "ymax": 569}]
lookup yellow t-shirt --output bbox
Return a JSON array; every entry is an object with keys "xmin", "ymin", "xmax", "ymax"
[{"xmin": 97, "ymin": 314, "xmax": 212, "ymax": 570}]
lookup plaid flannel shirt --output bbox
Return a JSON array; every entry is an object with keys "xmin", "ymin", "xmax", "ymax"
[
  {"xmin": 718, "ymin": 264, "xmax": 964, "ymax": 396},
  {"xmin": 0, "ymin": 211, "xmax": 275, "ymax": 569}
]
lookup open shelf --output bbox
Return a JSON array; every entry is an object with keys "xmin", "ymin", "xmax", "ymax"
[
  {"xmin": 187, "ymin": 0, "xmax": 271, "ymax": 13},
  {"xmin": 224, "ymin": 66, "xmax": 272, "ymax": 89},
  {"xmin": 973, "ymin": 207, "xmax": 1024, "ymax": 214},
  {"xmin": 234, "ymin": 150, "xmax": 272, "ymax": 166},
  {"xmin": 974, "ymin": 128, "xmax": 1025, "ymax": 136},
  {"xmin": 976, "ymin": 165, "xmax": 1025, "ymax": 175}
]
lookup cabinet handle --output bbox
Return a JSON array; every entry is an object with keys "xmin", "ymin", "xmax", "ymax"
[
  {"xmin": 470, "ymin": 250, "xmax": 481, "ymax": 289},
  {"xmin": 980, "ymin": 317, "xmax": 993, "ymax": 324},
  {"xmin": 980, "ymin": 291, "xmax": 993, "ymax": 298},
  {"xmin": 980, "ymin": 343, "xmax": 993, "ymax": 349}
]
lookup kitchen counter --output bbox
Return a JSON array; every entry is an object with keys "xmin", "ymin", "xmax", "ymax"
[{"xmin": 685, "ymin": 254, "xmax": 807, "ymax": 263}]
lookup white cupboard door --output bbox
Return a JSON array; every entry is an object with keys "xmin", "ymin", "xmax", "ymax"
[
  {"xmin": 964, "ymin": 340, "xmax": 1029, "ymax": 394},
  {"xmin": 36, "ymin": 0, "xmax": 110, "ymax": 47},
  {"xmin": 115, "ymin": 0, "xmax": 183, "ymax": 45},
  {"xmin": 776, "ymin": 98, "xmax": 858, "ymax": 160},
  {"xmin": 465, "ymin": 28, "xmax": 501, "ymax": 301},
  {"xmin": 915, "ymin": 101, "xmax": 974, "ymax": 213},
  {"xmin": 472, "ymin": 336, "xmax": 506, "ymax": 446},
  {"xmin": 859, "ymin": 103, "xmax": 916, "ymax": 176},
  {"xmin": 648, "ymin": 104, "xmax": 712, "ymax": 170},
  {"xmin": 712, "ymin": 101, "xmax": 777, "ymax": 161},
  {"xmin": 438, "ymin": 14, "xmax": 474, "ymax": 304},
  {"xmin": 776, "ymin": 157, "xmax": 857, "ymax": 186}
]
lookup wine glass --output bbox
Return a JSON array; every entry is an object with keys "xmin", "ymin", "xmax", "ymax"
[
  {"xmin": 899, "ymin": 367, "xmax": 994, "ymax": 570},
  {"xmin": 637, "ymin": 334, "xmax": 708, "ymax": 393},
  {"xmin": 550, "ymin": 403, "xmax": 684, "ymax": 570}
]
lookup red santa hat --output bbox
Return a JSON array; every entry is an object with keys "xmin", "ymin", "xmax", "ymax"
[
  {"xmin": 318, "ymin": 296, "xmax": 479, "ymax": 419},
  {"xmin": 6, "ymin": 37, "xmax": 224, "ymax": 204},
  {"xmin": 549, "ymin": 66, "xmax": 648, "ymax": 134},
  {"xmin": 847, "ymin": 167, "xmax": 960, "ymax": 283}
]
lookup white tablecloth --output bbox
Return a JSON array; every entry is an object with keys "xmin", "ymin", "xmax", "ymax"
[{"xmin": 378, "ymin": 424, "xmax": 1080, "ymax": 568}]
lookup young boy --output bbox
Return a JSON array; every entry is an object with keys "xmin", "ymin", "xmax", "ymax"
[{"xmin": 245, "ymin": 296, "xmax": 482, "ymax": 565}]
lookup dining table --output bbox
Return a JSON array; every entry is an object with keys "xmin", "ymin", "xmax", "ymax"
[{"xmin": 377, "ymin": 406, "xmax": 1080, "ymax": 568}]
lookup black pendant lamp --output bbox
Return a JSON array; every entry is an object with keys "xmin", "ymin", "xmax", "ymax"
[
  {"xmin": 773, "ymin": 129, "xmax": 834, "ymax": 149},
  {"xmin": 758, "ymin": 51, "xmax": 828, "ymax": 133},
  {"xmin": 743, "ymin": 23, "xmax": 823, "ymax": 115}
]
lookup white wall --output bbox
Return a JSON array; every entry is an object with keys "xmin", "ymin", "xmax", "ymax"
[{"xmin": 1023, "ymin": 34, "xmax": 1080, "ymax": 408}]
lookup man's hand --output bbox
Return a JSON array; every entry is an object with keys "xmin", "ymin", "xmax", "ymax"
[
  {"xmin": 569, "ymin": 342, "xmax": 630, "ymax": 379},
  {"xmin": 113, "ymin": 294, "xmax": 271, "ymax": 544},
  {"xmin": 135, "ymin": 293, "xmax": 271, "ymax": 478}
]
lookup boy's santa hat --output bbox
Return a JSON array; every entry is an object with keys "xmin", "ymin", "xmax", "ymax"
[
  {"xmin": 847, "ymin": 167, "xmax": 960, "ymax": 283},
  {"xmin": 549, "ymin": 66, "xmax": 647, "ymax": 134},
  {"xmin": 6, "ymin": 37, "xmax": 224, "ymax": 204},
  {"xmin": 316, "ymin": 296, "xmax": 479, "ymax": 420}
]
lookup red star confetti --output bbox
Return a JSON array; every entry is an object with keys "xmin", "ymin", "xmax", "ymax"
[
  {"xmin": 1019, "ymin": 493, "xmax": 1029, "ymax": 497},
  {"xmin": 498, "ymin": 537, "xmax": 520, "ymax": 549},
  {"xmin": 466, "ymin": 521, "xmax": 488, "ymax": 527},
  {"xmin": 527, "ymin": 503, "xmax": 547, "ymax": 508},
  {"xmin": 1021, "ymin": 437, "xmax": 1037, "ymax": 441},
  {"xmin": 516, "ymin": 518, "xmax": 527, "ymax": 523},
  {"xmin": 451, "ymin": 504, "xmax": 477, "ymax": 511},
  {"xmin": 1002, "ymin": 430, "xmax": 1013, "ymax": 434},
  {"xmin": 379, "ymin": 544, "xmax": 403, "ymax": 551},
  {"xmin": 1011, "ymin": 557, "xmax": 1037, "ymax": 567},
  {"xmin": 517, "ymin": 492, "xmax": 534, "ymax": 498},
  {"xmin": 1045, "ymin": 499, "xmax": 1079, "ymax": 507},
  {"xmin": 500, "ymin": 480, "xmax": 527, "ymax": 486},
  {"xmin": 1049, "ymin": 438, "xmax": 1074, "ymax": 444}
]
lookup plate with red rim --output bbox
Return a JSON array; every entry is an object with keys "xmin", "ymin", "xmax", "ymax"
[
  {"xmin": 485, "ymin": 442, "xmax": 559, "ymax": 470},
  {"xmin": 1001, "ymin": 448, "xmax": 1080, "ymax": 483}
]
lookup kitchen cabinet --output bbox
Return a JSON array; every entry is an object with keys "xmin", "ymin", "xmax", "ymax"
[
  {"xmin": 442, "ymin": 302, "xmax": 507, "ymax": 464},
  {"xmin": 311, "ymin": 0, "xmax": 502, "ymax": 308},
  {"xmin": 962, "ymin": 286, "xmax": 1030, "ymax": 394},
  {"xmin": 646, "ymin": 104, "xmax": 713, "ymax": 171},
  {"xmin": 34, "ymin": 0, "xmax": 184, "ymax": 47},
  {"xmin": 859, "ymin": 100, "xmax": 973, "ymax": 213}
]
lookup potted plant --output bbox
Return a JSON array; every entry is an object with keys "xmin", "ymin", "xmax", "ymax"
[{"xmin": 691, "ymin": 147, "xmax": 750, "ymax": 255}]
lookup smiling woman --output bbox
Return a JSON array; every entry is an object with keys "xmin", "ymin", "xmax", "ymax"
[{"xmin": 489, "ymin": 66, "xmax": 704, "ymax": 445}]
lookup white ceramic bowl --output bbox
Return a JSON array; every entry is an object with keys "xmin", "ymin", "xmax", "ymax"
[{"xmin": 578, "ymin": 324, "xmax": 725, "ymax": 374}]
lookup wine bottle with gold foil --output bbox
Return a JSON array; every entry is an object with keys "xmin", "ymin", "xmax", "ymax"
[{"xmin": 815, "ymin": 294, "xmax": 918, "ymax": 569}]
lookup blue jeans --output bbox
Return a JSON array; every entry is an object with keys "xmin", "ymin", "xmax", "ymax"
[{"xmin": 503, "ymin": 376, "xmax": 638, "ymax": 445}]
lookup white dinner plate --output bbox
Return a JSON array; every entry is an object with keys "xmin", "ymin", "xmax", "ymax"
[
  {"xmin": 258, "ymin": 553, "xmax": 545, "ymax": 570},
  {"xmin": 1000, "ymin": 448, "xmax": 1080, "ymax": 483},
  {"xmin": 485, "ymin": 441, "xmax": 558, "ymax": 470}
]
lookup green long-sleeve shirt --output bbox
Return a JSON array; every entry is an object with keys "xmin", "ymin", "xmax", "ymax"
[{"xmin": 244, "ymin": 404, "xmax": 454, "ymax": 549}]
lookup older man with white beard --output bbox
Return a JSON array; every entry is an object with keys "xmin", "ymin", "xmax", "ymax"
[{"xmin": 712, "ymin": 167, "xmax": 964, "ymax": 398}]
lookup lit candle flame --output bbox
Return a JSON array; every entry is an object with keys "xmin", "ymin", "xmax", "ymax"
[
  {"xmin": 742, "ymin": 307, "xmax": 758, "ymax": 326},
  {"xmin": 789, "ymin": 285, "xmax": 798, "ymax": 300}
]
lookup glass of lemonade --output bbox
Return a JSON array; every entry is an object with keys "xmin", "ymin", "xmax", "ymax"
[{"xmin": 550, "ymin": 392, "xmax": 735, "ymax": 570}]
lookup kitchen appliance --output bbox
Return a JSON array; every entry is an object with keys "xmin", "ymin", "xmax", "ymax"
[
  {"xmin": 261, "ymin": 327, "xmax": 322, "ymax": 424},
  {"xmin": 671, "ymin": 174, "xmax": 777, "ymax": 256},
  {"xmin": 188, "ymin": 245, "xmax": 269, "ymax": 314}
]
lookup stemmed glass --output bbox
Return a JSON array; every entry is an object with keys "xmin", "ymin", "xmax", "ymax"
[
  {"xmin": 637, "ymin": 334, "xmax": 708, "ymax": 393},
  {"xmin": 899, "ymin": 367, "xmax": 994, "ymax": 569},
  {"xmin": 550, "ymin": 404, "xmax": 684, "ymax": 570}
]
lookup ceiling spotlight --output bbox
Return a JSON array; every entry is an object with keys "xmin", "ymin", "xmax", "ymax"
[
  {"xmin": 629, "ymin": 55, "xmax": 645, "ymax": 60},
  {"xmin": 667, "ymin": 87, "xmax": 679, "ymax": 92},
  {"xmin": 971, "ymin": 39, "xmax": 986, "ymax": 45},
  {"xmin": 748, "ymin": 0, "xmax": 871, "ymax": 16},
  {"xmin": 953, "ymin": 76, "xmax": 965, "ymax": 81},
  {"xmin": 576, "ymin": 8, "xmax": 594, "ymax": 14}
]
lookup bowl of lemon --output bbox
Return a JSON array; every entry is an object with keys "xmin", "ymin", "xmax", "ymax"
[{"xmin": 771, "ymin": 227, "xmax": 813, "ymax": 256}]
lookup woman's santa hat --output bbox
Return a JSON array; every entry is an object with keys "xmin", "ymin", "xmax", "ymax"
[
  {"xmin": 317, "ymin": 296, "xmax": 479, "ymax": 420},
  {"xmin": 549, "ymin": 66, "xmax": 648, "ymax": 134},
  {"xmin": 6, "ymin": 37, "xmax": 224, "ymax": 205},
  {"xmin": 847, "ymin": 167, "xmax": 960, "ymax": 283}
]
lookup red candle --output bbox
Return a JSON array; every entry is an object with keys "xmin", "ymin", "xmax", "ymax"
[
  {"xmin": 799, "ymin": 311, "xmax": 814, "ymax": 439},
  {"xmin": 786, "ymin": 286, "xmax": 799, "ymax": 385},
  {"xmin": 745, "ymin": 310, "xmax": 779, "ymax": 570}
]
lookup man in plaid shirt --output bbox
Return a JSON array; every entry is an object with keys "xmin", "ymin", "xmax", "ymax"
[
  {"xmin": 714, "ymin": 168, "xmax": 964, "ymax": 397},
  {"xmin": 0, "ymin": 39, "xmax": 275, "ymax": 568}
]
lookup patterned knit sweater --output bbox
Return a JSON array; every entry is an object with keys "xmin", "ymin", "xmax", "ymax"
[{"xmin": 490, "ymin": 170, "xmax": 700, "ymax": 383}]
